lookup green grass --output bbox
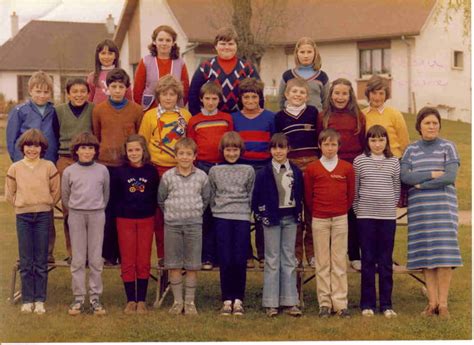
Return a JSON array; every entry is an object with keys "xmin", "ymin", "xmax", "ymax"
[{"xmin": 0, "ymin": 206, "xmax": 471, "ymax": 341}]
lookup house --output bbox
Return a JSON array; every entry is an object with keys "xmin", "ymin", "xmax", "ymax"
[
  {"xmin": 0, "ymin": 15, "xmax": 114, "ymax": 103},
  {"xmin": 114, "ymin": 0, "xmax": 470, "ymax": 122}
]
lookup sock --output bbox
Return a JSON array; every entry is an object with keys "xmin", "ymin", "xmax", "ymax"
[
  {"xmin": 184, "ymin": 274, "xmax": 197, "ymax": 304},
  {"xmin": 169, "ymin": 275, "xmax": 183, "ymax": 303},
  {"xmin": 124, "ymin": 281, "xmax": 136, "ymax": 302},
  {"xmin": 137, "ymin": 278, "xmax": 149, "ymax": 302}
]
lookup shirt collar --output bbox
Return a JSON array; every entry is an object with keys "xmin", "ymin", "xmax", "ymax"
[
  {"xmin": 272, "ymin": 159, "xmax": 290, "ymax": 173},
  {"xmin": 174, "ymin": 165, "xmax": 196, "ymax": 177},
  {"xmin": 370, "ymin": 105, "xmax": 385, "ymax": 114}
]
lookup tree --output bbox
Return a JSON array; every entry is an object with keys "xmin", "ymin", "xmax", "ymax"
[{"xmin": 434, "ymin": 0, "xmax": 471, "ymax": 37}]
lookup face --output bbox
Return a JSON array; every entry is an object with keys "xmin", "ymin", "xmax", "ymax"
[
  {"xmin": 159, "ymin": 89, "xmax": 179, "ymax": 111},
  {"xmin": 76, "ymin": 145, "xmax": 96, "ymax": 163},
  {"xmin": 369, "ymin": 89, "xmax": 387, "ymax": 109},
  {"xmin": 419, "ymin": 114, "xmax": 440, "ymax": 140},
  {"xmin": 108, "ymin": 81, "xmax": 127, "ymax": 102},
  {"xmin": 67, "ymin": 84, "xmax": 89, "ymax": 107},
  {"xmin": 29, "ymin": 84, "xmax": 51, "ymax": 106},
  {"xmin": 271, "ymin": 145, "xmax": 289, "ymax": 164},
  {"xmin": 201, "ymin": 93, "xmax": 220, "ymax": 113},
  {"xmin": 331, "ymin": 84, "xmax": 351, "ymax": 110},
  {"xmin": 368, "ymin": 136, "xmax": 387, "ymax": 155},
  {"xmin": 285, "ymin": 86, "xmax": 308, "ymax": 107},
  {"xmin": 223, "ymin": 147, "xmax": 240, "ymax": 163},
  {"xmin": 241, "ymin": 92, "xmax": 260, "ymax": 112},
  {"xmin": 176, "ymin": 147, "xmax": 196, "ymax": 170},
  {"xmin": 23, "ymin": 144, "xmax": 41, "ymax": 160},
  {"xmin": 154, "ymin": 30, "xmax": 174, "ymax": 57},
  {"xmin": 320, "ymin": 138, "xmax": 339, "ymax": 159},
  {"xmin": 98, "ymin": 46, "xmax": 116, "ymax": 67},
  {"xmin": 215, "ymin": 40, "xmax": 237, "ymax": 60},
  {"xmin": 126, "ymin": 141, "xmax": 144, "ymax": 165},
  {"xmin": 297, "ymin": 44, "xmax": 315, "ymax": 66}
]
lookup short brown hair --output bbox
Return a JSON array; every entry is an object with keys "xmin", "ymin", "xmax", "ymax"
[
  {"xmin": 148, "ymin": 25, "xmax": 180, "ymax": 59},
  {"xmin": 106, "ymin": 68, "xmax": 130, "ymax": 88},
  {"xmin": 70, "ymin": 132, "xmax": 100, "ymax": 161},
  {"xmin": 270, "ymin": 133, "xmax": 290, "ymax": 149},
  {"xmin": 155, "ymin": 75, "xmax": 184, "ymax": 104},
  {"xmin": 237, "ymin": 78, "xmax": 264, "ymax": 110},
  {"xmin": 218, "ymin": 131, "xmax": 245, "ymax": 154},
  {"xmin": 199, "ymin": 81, "xmax": 223, "ymax": 100},
  {"xmin": 175, "ymin": 137, "xmax": 197, "ymax": 154},
  {"xmin": 214, "ymin": 27, "xmax": 238, "ymax": 46},
  {"xmin": 415, "ymin": 106, "xmax": 442, "ymax": 135},
  {"xmin": 294, "ymin": 37, "xmax": 322, "ymax": 70},
  {"xmin": 364, "ymin": 125, "xmax": 393, "ymax": 158},
  {"xmin": 364, "ymin": 75, "xmax": 391, "ymax": 100},
  {"xmin": 17, "ymin": 129, "xmax": 48, "ymax": 158},
  {"xmin": 318, "ymin": 128, "xmax": 341, "ymax": 146},
  {"xmin": 285, "ymin": 78, "xmax": 309, "ymax": 96},
  {"xmin": 124, "ymin": 134, "xmax": 151, "ymax": 164},
  {"xmin": 28, "ymin": 71, "xmax": 53, "ymax": 92}
]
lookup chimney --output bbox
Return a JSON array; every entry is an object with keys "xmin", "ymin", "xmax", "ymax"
[
  {"xmin": 106, "ymin": 14, "xmax": 115, "ymax": 34},
  {"xmin": 11, "ymin": 12, "xmax": 19, "ymax": 38}
]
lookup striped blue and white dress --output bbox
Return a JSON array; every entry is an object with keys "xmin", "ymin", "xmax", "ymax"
[{"xmin": 401, "ymin": 138, "xmax": 462, "ymax": 269}]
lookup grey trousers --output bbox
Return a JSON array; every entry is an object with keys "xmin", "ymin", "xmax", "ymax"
[{"xmin": 68, "ymin": 209, "xmax": 105, "ymax": 302}]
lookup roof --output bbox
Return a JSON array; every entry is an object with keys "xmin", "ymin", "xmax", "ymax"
[
  {"xmin": 166, "ymin": 0, "xmax": 437, "ymax": 45},
  {"xmin": 0, "ymin": 20, "xmax": 113, "ymax": 72}
]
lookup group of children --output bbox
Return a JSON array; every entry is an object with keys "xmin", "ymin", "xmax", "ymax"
[{"xmin": 5, "ymin": 26, "xmax": 411, "ymax": 319}]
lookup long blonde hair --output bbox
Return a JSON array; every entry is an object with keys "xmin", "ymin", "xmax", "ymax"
[{"xmin": 294, "ymin": 37, "xmax": 321, "ymax": 70}]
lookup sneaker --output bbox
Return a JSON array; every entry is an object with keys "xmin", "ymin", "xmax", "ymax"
[
  {"xmin": 233, "ymin": 299, "xmax": 244, "ymax": 316},
  {"xmin": 350, "ymin": 260, "xmax": 362, "ymax": 271},
  {"xmin": 90, "ymin": 299, "xmax": 106, "ymax": 315},
  {"xmin": 34, "ymin": 301, "xmax": 46, "ymax": 315},
  {"xmin": 284, "ymin": 305, "xmax": 302, "ymax": 317},
  {"xmin": 246, "ymin": 258, "xmax": 255, "ymax": 269},
  {"xmin": 336, "ymin": 308, "xmax": 351, "ymax": 318},
  {"xmin": 220, "ymin": 300, "xmax": 232, "ymax": 316},
  {"xmin": 202, "ymin": 261, "xmax": 213, "ymax": 270},
  {"xmin": 266, "ymin": 307, "xmax": 278, "ymax": 317},
  {"xmin": 184, "ymin": 301, "xmax": 198, "ymax": 316},
  {"xmin": 361, "ymin": 309, "xmax": 375, "ymax": 317},
  {"xmin": 309, "ymin": 257, "xmax": 316, "ymax": 268},
  {"xmin": 383, "ymin": 309, "xmax": 397, "ymax": 319},
  {"xmin": 124, "ymin": 301, "xmax": 137, "ymax": 315},
  {"xmin": 258, "ymin": 259, "xmax": 265, "ymax": 269},
  {"xmin": 168, "ymin": 301, "xmax": 184, "ymax": 315},
  {"xmin": 68, "ymin": 300, "xmax": 85, "ymax": 316},
  {"xmin": 20, "ymin": 302, "xmax": 34, "ymax": 313},
  {"xmin": 318, "ymin": 306, "xmax": 331, "ymax": 318},
  {"xmin": 136, "ymin": 301, "xmax": 148, "ymax": 315}
]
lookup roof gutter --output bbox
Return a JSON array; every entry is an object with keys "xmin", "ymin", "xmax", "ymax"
[{"xmin": 401, "ymin": 35, "xmax": 412, "ymax": 113}]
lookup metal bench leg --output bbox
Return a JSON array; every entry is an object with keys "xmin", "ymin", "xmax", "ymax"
[
  {"xmin": 9, "ymin": 263, "xmax": 19, "ymax": 304},
  {"xmin": 298, "ymin": 270, "xmax": 304, "ymax": 308}
]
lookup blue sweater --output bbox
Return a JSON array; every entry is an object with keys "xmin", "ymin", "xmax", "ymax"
[
  {"xmin": 7, "ymin": 100, "xmax": 58, "ymax": 163},
  {"xmin": 252, "ymin": 161, "xmax": 304, "ymax": 226}
]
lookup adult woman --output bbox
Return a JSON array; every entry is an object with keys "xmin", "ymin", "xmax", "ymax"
[
  {"xmin": 401, "ymin": 107, "xmax": 462, "ymax": 319},
  {"xmin": 133, "ymin": 25, "xmax": 189, "ymax": 110}
]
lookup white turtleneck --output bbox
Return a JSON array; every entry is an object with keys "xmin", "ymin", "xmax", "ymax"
[{"xmin": 320, "ymin": 155, "xmax": 338, "ymax": 172}]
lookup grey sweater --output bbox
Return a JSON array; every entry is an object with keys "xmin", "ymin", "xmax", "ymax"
[
  {"xmin": 208, "ymin": 163, "xmax": 255, "ymax": 221},
  {"xmin": 61, "ymin": 162, "xmax": 110, "ymax": 211},
  {"xmin": 158, "ymin": 167, "xmax": 210, "ymax": 226}
]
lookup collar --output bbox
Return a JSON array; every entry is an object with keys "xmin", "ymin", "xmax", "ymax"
[
  {"xmin": 285, "ymin": 103, "xmax": 306, "ymax": 116},
  {"xmin": 272, "ymin": 159, "xmax": 291, "ymax": 173},
  {"xmin": 101, "ymin": 65, "xmax": 115, "ymax": 70},
  {"xmin": 200, "ymin": 108, "xmax": 218, "ymax": 116},
  {"xmin": 370, "ymin": 105, "xmax": 385, "ymax": 114},
  {"xmin": 320, "ymin": 155, "xmax": 338, "ymax": 164},
  {"xmin": 174, "ymin": 165, "xmax": 196, "ymax": 177},
  {"xmin": 157, "ymin": 104, "xmax": 181, "ymax": 119}
]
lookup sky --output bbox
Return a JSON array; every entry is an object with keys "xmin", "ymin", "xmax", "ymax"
[{"xmin": 0, "ymin": 0, "xmax": 125, "ymax": 45}]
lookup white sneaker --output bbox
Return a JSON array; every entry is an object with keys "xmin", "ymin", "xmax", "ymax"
[
  {"xmin": 34, "ymin": 301, "xmax": 46, "ymax": 315},
  {"xmin": 351, "ymin": 260, "xmax": 362, "ymax": 271},
  {"xmin": 220, "ymin": 300, "xmax": 232, "ymax": 316},
  {"xmin": 383, "ymin": 309, "xmax": 397, "ymax": 318},
  {"xmin": 20, "ymin": 303, "xmax": 34, "ymax": 313},
  {"xmin": 233, "ymin": 299, "xmax": 244, "ymax": 316},
  {"xmin": 361, "ymin": 309, "xmax": 374, "ymax": 317}
]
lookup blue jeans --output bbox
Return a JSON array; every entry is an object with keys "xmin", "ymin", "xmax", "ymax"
[
  {"xmin": 215, "ymin": 218, "xmax": 250, "ymax": 301},
  {"xmin": 262, "ymin": 216, "xmax": 298, "ymax": 307},
  {"xmin": 16, "ymin": 211, "xmax": 51, "ymax": 303}
]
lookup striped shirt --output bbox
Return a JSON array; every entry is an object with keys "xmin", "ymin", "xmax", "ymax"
[{"xmin": 353, "ymin": 154, "xmax": 400, "ymax": 219}]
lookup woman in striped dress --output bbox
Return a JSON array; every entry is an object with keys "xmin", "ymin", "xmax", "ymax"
[{"xmin": 401, "ymin": 107, "xmax": 462, "ymax": 319}]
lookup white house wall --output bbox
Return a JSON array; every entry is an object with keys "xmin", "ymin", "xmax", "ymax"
[
  {"xmin": 0, "ymin": 72, "xmax": 17, "ymax": 101},
  {"xmin": 260, "ymin": 47, "xmax": 290, "ymax": 97}
]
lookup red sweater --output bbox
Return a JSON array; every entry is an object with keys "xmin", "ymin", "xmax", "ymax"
[
  {"xmin": 316, "ymin": 109, "xmax": 365, "ymax": 163},
  {"xmin": 187, "ymin": 111, "xmax": 233, "ymax": 163},
  {"xmin": 133, "ymin": 57, "xmax": 189, "ymax": 107},
  {"xmin": 304, "ymin": 159, "xmax": 355, "ymax": 218}
]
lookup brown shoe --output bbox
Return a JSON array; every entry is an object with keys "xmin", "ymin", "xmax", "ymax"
[
  {"xmin": 438, "ymin": 306, "xmax": 450, "ymax": 319},
  {"xmin": 420, "ymin": 305, "xmax": 437, "ymax": 317},
  {"xmin": 124, "ymin": 301, "xmax": 137, "ymax": 315},
  {"xmin": 136, "ymin": 301, "xmax": 148, "ymax": 314}
]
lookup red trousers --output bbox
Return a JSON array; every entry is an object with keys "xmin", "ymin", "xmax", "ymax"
[
  {"xmin": 116, "ymin": 217, "xmax": 154, "ymax": 282},
  {"xmin": 153, "ymin": 164, "xmax": 173, "ymax": 259}
]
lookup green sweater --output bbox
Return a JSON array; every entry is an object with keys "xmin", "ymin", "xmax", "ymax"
[{"xmin": 54, "ymin": 102, "xmax": 94, "ymax": 155}]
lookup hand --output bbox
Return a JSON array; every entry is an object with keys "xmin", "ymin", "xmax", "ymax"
[
  {"xmin": 431, "ymin": 171, "xmax": 445, "ymax": 179},
  {"xmin": 415, "ymin": 184, "xmax": 421, "ymax": 189}
]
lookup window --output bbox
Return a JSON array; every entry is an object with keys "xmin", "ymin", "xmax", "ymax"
[
  {"xmin": 359, "ymin": 48, "xmax": 391, "ymax": 77},
  {"xmin": 452, "ymin": 50, "xmax": 463, "ymax": 70}
]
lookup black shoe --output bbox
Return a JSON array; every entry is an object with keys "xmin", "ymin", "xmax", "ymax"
[{"xmin": 336, "ymin": 308, "xmax": 351, "ymax": 318}]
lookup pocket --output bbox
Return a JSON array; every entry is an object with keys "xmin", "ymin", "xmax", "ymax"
[{"xmin": 142, "ymin": 94, "xmax": 155, "ymax": 111}]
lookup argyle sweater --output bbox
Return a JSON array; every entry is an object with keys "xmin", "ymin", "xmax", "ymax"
[{"xmin": 188, "ymin": 56, "xmax": 261, "ymax": 115}]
